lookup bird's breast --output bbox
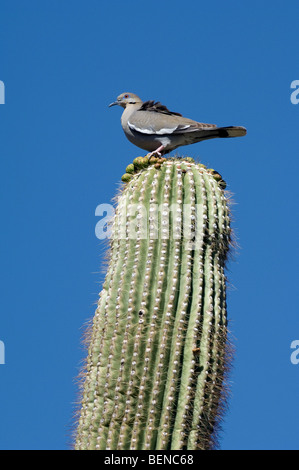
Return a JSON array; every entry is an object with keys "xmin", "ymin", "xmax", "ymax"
[{"xmin": 122, "ymin": 124, "xmax": 161, "ymax": 152}]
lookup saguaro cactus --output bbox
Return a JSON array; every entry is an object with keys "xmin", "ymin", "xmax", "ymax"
[{"xmin": 75, "ymin": 157, "xmax": 233, "ymax": 450}]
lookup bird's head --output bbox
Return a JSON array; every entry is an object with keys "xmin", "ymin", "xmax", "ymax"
[{"xmin": 109, "ymin": 92, "xmax": 142, "ymax": 109}]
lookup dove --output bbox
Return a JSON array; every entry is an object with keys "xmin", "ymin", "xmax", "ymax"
[{"xmin": 109, "ymin": 92, "xmax": 246, "ymax": 156}]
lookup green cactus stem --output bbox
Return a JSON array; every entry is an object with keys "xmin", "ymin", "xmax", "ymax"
[{"xmin": 74, "ymin": 157, "xmax": 233, "ymax": 450}]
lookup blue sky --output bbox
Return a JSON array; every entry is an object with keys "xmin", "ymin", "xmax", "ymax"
[{"xmin": 0, "ymin": 0, "xmax": 298, "ymax": 450}]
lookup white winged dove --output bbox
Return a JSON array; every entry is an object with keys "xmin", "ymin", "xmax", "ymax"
[{"xmin": 109, "ymin": 92, "xmax": 246, "ymax": 156}]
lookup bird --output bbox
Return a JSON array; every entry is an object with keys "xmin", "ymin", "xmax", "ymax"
[{"xmin": 109, "ymin": 92, "xmax": 246, "ymax": 156}]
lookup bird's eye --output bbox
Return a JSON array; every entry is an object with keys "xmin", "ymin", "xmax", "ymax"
[{"xmin": 124, "ymin": 94, "xmax": 130, "ymax": 99}]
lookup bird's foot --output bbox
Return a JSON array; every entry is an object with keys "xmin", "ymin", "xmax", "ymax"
[{"xmin": 148, "ymin": 144, "xmax": 166, "ymax": 158}]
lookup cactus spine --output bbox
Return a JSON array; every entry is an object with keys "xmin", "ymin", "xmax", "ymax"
[{"xmin": 75, "ymin": 157, "xmax": 232, "ymax": 450}]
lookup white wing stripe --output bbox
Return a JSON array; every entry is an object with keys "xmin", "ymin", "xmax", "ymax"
[
  {"xmin": 128, "ymin": 121, "xmax": 190, "ymax": 135},
  {"xmin": 156, "ymin": 127, "xmax": 178, "ymax": 135},
  {"xmin": 128, "ymin": 122, "xmax": 154, "ymax": 134}
]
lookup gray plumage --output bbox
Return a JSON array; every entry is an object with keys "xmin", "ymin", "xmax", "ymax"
[{"xmin": 109, "ymin": 92, "xmax": 246, "ymax": 156}]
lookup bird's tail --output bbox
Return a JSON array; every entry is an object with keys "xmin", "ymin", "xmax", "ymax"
[
  {"xmin": 190, "ymin": 125, "xmax": 247, "ymax": 144},
  {"xmin": 216, "ymin": 126, "xmax": 247, "ymax": 138}
]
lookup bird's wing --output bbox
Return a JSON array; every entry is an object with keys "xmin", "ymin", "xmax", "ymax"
[
  {"xmin": 138, "ymin": 100, "xmax": 183, "ymax": 116},
  {"xmin": 127, "ymin": 106, "xmax": 217, "ymax": 136}
]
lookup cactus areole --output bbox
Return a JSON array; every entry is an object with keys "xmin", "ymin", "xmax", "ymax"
[{"xmin": 75, "ymin": 157, "xmax": 233, "ymax": 450}]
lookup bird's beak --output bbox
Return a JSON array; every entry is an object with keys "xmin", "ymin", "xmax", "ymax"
[{"xmin": 108, "ymin": 101, "xmax": 119, "ymax": 107}]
